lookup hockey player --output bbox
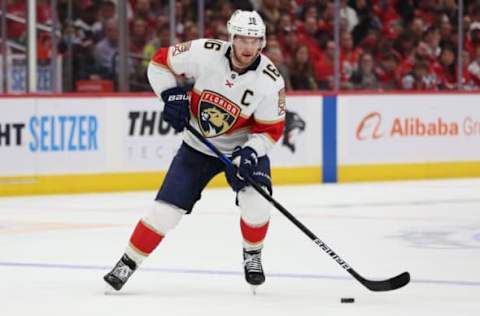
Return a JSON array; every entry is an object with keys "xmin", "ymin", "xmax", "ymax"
[{"xmin": 104, "ymin": 10, "xmax": 285, "ymax": 293}]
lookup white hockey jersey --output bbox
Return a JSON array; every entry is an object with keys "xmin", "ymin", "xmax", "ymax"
[{"xmin": 147, "ymin": 38, "xmax": 286, "ymax": 157}]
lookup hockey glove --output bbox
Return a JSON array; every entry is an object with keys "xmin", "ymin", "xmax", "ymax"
[
  {"xmin": 226, "ymin": 146, "xmax": 258, "ymax": 191},
  {"xmin": 161, "ymin": 87, "xmax": 190, "ymax": 132}
]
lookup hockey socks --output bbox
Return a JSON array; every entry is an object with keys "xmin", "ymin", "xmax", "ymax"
[
  {"xmin": 127, "ymin": 219, "xmax": 165, "ymax": 263},
  {"xmin": 104, "ymin": 220, "xmax": 164, "ymax": 291},
  {"xmin": 240, "ymin": 218, "xmax": 269, "ymax": 251}
]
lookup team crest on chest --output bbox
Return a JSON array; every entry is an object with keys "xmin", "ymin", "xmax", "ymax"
[{"xmin": 198, "ymin": 90, "xmax": 241, "ymax": 137}]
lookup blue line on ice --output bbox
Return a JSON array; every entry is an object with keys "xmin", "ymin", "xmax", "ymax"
[{"xmin": 0, "ymin": 261, "xmax": 479, "ymax": 287}]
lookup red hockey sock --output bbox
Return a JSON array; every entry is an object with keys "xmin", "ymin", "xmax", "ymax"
[
  {"xmin": 240, "ymin": 218, "xmax": 269, "ymax": 246},
  {"xmin": 129, "ymin": 220, "xmax": 164, "ymax": 256}
]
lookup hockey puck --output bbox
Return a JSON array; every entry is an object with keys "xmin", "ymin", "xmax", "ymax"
[{"xmin": 341, "ymin": 298, "xmax": 355, "ymax": 303}]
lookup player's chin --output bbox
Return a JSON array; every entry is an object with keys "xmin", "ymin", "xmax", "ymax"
[{"xmin": 240, "ymin": 55, "xmax": 255, "ymax": 65}]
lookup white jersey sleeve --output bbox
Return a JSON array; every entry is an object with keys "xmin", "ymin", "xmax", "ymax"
[
  {"xmin": 245, "ymin": 84, "xmax": 286, "ymax": 157},
  {"xmin": 147, "ymin": 39, "xmax": 206, "ymax": 107}
]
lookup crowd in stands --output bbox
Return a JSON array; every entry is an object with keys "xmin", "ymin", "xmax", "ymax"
[{"xmin": 3, "ymin": 0, "xmax": 480, "ymax": 91}]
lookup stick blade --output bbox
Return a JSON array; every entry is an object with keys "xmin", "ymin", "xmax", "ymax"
[{"xmin": 363, "ymin": 271, "xmax": 411, "ymax": 292}]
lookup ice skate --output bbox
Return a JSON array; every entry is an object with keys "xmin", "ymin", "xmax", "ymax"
[
  {"xmin": 103, "ymin": 254, "xmax": 137, "ymax": 293},
  {"xmin": 243, "ymin": 249, "xmax": 265, "ymax": 294}
]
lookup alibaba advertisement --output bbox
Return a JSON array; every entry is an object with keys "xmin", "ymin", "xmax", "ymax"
[{"xmin": 338, "ymin": 94, "xmax": 480, "ymax": 165}]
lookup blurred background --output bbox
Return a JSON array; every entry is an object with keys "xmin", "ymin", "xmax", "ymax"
[{"xmin": 1, "ymin": 0, "xmax": 480, "ymax": 94}]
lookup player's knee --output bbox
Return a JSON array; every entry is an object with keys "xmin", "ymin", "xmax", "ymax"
[
  {"xmin": 143, "ymin": 201, "xmax": 185, "ymax": 235},
  {"xmin": 238, "ymin": 186, "xmax": 271, "ymax": 225}
]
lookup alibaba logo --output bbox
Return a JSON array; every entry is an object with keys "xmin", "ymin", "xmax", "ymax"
[{"xmin": 356, "ymin": 112, "xmax": 384, "ymax": 141}]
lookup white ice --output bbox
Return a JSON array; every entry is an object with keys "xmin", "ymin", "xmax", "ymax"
[{"xmin": 1, "ymin": 179, "xmax": 480, "ymax": 316}]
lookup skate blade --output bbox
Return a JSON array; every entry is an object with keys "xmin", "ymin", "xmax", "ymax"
[{"xmin": 250, "ymin": 285, "xmax": 258, "ymax": 295}]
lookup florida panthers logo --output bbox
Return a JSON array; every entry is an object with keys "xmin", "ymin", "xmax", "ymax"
[
  {"xmin": 282, "ymin": 110, "xmax": 306, "ymax": 152},
  {"xmin": 198, "ymin": 90, "xmax": 241, "ymax": 137}
]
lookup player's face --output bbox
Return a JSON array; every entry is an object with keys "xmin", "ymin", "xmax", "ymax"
[{"xmin": 232, "ymin": 35, "xmax": 262, "ymax": 68}]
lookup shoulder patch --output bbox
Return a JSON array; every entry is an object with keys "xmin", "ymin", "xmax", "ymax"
[
  {"xmin": 172, "ymin": 41, "xmax": 192, "ymax": 56},
  {"xmin": 278, "ymin": 88, "xmax": 286, "ymax": 116}
]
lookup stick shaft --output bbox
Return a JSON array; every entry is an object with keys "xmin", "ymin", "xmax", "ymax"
[{"xmin": 185, "ymin": 124, "xmax": 410, "ymax": 292}]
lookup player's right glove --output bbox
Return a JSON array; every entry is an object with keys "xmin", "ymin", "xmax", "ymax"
[
  {"xmin": 161, "ymin": 87, "xmax": 190, "ymax": 132},
  {"xmin": 231, "ymin": 146, "xmax": 258, "ymax": 180},
  {"xmin": 226, "ymin": 146, "xmax": 258, "ymax": 192}
]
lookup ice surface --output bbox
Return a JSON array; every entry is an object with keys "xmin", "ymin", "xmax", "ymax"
[{"xmin": 1, "ymin": 179, "xmax": 479, "ymax": 316}]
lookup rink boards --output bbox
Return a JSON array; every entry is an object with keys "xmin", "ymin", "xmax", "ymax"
[
  {"xmin": 0, "ymin": 92, "xmax": 479, "ymax": 195},
  {"xmin": 0, "ymin": 94, "xmax": 322, "ymax": 195}
]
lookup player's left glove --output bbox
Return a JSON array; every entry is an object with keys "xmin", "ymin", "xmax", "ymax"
[
  {"xmin": 226, "ymin": 146, "xmax": 258, "ymax": 191},
  {"xmin": 161, "ymin": 87, "xmax": 190, "ymax": 132}
]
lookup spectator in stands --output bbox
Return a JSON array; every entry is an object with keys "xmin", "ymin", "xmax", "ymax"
[
  {"xmin": 302, "ymin": 5, "xmax": 319, "ymax": 20},
  {"xmin": 290, "ymin": 44, "xmax": 318, "ymax": 90},
  {"xmin": 415, "ymin": 0, "xmax": 436, "ymax": 28},
  {"xmin": 468, "ymin": 45, "xmax": 480, "ymax": 88},
  {"xmin": 72, "ymin": 3, "xmax": 102, "ymax": 81},
  {"xmin": 277, "ymin": 12, "xmax": 293, "ymax": 33},
  {"xmin": 98, "ymin": 1, "xmax": 116, "ymax": 27},
  {"xmin": 278, "ymin": 0, "xmax": 294, "ymax": 14},
  {"xmin": 213, "ymin": 23, "xmax": 229, "ymax": 41},
  {"xmin": 375, "ymin": 52, "xmax": 400, "ymax": 90},
  {"xmin": 409, "ymin": 17, "xmax": 426, "ymax": 43},
  {"xmin": 439, "ymin": 16, "xmax": 453, "ymax": 46},
  {"xmin": 421, "ymin": 27, "xmax": 441, "ymax": 63},
  {"xmin": 266, "ymin": 46, "xmax": 292, "ymax": 90},
  {"xmin": 279, "ymin": 27, "xmax": 300, "ymax": 66},
  {"xmin": 465, "ymin": 22, "xmax": 480, "ymax": 57},
  {"xmin": 315, "ymin": 40, "xmax": 335, "ymax": 90},
  {"xmin": 44, "ymin": 0, "xmax": 480, "ymax": 92},
  {"xmin": 183, "ymin": 21, "xmax": 199, "ymax": 42},
  {"xmin": 37, "ymin": 0, "xmax": 52, "ymax": 26},
  {"xmin": 432, "ymin": 43, "xmax": 457, "ymax": 90},
  {"xmin": 340, "ymin": 0, "xmax": 358, "ymax": 32},
  {"xmin": 128, "ymin": 17, "xmax": 151, "ymax": 90},
  {"xmin": 180, "ymin": 0, "xmax": 197, "ymax": 23},
  {"xmin": 319, "ymin": 1, "xmax": 335, "ymax": 38},
  {"xmin": 149, "ymin": 0, "xmax": 164, "ymax": 16},
  {"xmin": 259, "ymin": 0, "xmax": 281, "ymax": 30},
  {"xmin": 299, "ymin": 15, "xmax": 323, "ymax": 63},
  {"xmin": 441, "ymin": 0, "xmax": 457, "ymax": 22},
  {"xmin": 401, "ymin": 58, "xmax": 436, "ymax": 90},
  {"xmin": 129, "ymin": 18, "xmax": 149, "ymax": 55},
  {"xmin": 154, "ymin": 14, "xmax": 170, "ymax": 45},
  {"xmin": 350, "ymin": 52, "xmax": 379, "ymax": 90},
  {"xmin": 394, "ymin": 31, "xmax": 417, "ymax": 60},
  {"xmin": 357, "ymin": 28, "xmax": 381, "ymax": 58},
  {"xmin": 143, "ymin": 22, "xmax": 168, "ymax": 66},
  {"xmin": 460, "ymin": 49, "xmax": 475, "ymax": 89},
  {"xmin": 219, "ymin": 1, "xmax": 235, "ymax": 22},
  {"xmin": 73, "ymin": 3, "xmax": 103, "ymax": 44},
  {"xmin": 134, "ymin": 0, "xmax": 157, "ymax": 30},
  {"xmin": 374, "ymin": 0, "xmax": 400, "ymax": 28},
  {"xmin": 349, "ymin": 0, "xmax": 379, "ymax": 47},
  {"xmin": 6, "ymin": 0, "xmax": 26, "ymax": 43},
  {"xmin": 382, "ymin": 18, "xmax": 403, "ymax": 42},
  {"xmin": 94, "ymin": 18, "xmax": 118, "ymax": 80},
  {"xmin": 341, "ymin": 31, "xmax": 362, "ymax": 82}
]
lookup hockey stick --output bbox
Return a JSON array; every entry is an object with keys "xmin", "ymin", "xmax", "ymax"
[{"xmin": 186, "ymin": 124, "xmax": 410, "ymax": 292}]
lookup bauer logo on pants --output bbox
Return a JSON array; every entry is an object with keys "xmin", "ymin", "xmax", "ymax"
[{"xmin": 198, "ymin": 90, "xmax": 241, "ymax": 138}]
